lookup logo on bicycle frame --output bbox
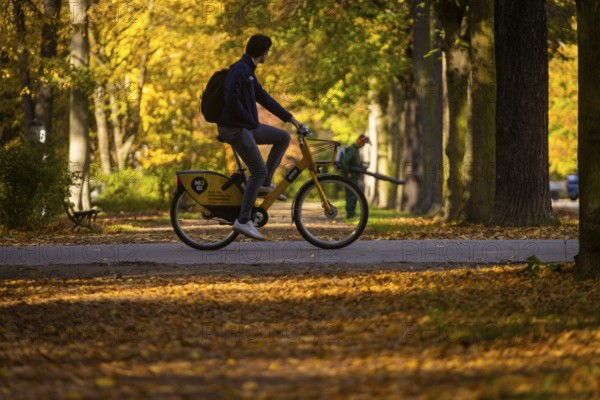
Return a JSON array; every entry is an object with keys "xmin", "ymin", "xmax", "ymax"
[
  {"xmin": 191, "ymin": 177, "xmax": 208, "ymax": 195},
  {"xmin": 285, "ymin": 166, "xmax": 302, "ymax": 183}
]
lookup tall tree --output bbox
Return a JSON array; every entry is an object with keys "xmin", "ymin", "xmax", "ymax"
[
  {"xmin": 410, "ymin": 0, "xmax": 443, "ymax": 214},
  {"xmin": 113, "ymin": 0, "xmax": 154, "ymax": 170},
  {"xmin": 10, "ymin": 0, "xmax": 35, "ymax": 138},
  {"xmin": 490, "ymin": 0, "xmax": 553, "ymax": 226},
  {"xmin": 465, "ymin": 0, "xmax": 495, "ymax": 223},
  {"xmin": 68, "ymin": 0, "xmax": 91, "ymax": 210},
  {"xmin": 375, "ymin": 88, "xmax": 392, "ymax": 209},
  {"xmin": 92, "ymin": 84, "xmax": 111, "ymax": 176},
  {"xmin": 365, "ymin": 82, "xmax": 386, "ymax": 206},
  {"xmin": 397, "ymin": 81, "xmax": 421, "ymax": 211},
  {"xmin": 435, "ymin": 0, "xmax": 470, "ymax": 221},
  {"xmin": 35, "ymin": 0, "xmax": 62, "ymax": 137},
  {"xmin": 387, "ymin": 82, "xmax": 402, "ymax": 210},
  {"xmin": 397, "ymin": 0, "xmax": 426, "ymax": 212},
  {"xmin": 88, "ymin": 10, "xmax": 112, "ymax": 177},
  {"xmin": 575, "ymin": 0, "xmax": 600, "ymax": 277}
]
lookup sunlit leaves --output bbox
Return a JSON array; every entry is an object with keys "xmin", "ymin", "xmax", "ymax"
[{"xmin": 1, "ymin": 265, "xmax": 599, "ymax": 398}]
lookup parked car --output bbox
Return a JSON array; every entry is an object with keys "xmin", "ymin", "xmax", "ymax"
[{"xmin": 566, "ymin": 172, "xmax": 579, "ymax": 200}]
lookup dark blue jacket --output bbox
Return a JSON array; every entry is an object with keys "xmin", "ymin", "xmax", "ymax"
[{"xmin": 218, "ymin": 54, "xmax": 292, "ymax": 129}]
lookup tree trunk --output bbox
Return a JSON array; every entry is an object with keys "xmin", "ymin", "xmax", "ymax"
[
  {"xmin": 126, "ymin": 0, "xmax": 154, "ymax": 139},
  {"xmin": 385, "ymin": 82, "xmax": 408, "ymax": 210},
  {"xmin": 575, "ymin": 0, "xmax": 600, "ymax": 278},
  {"xmin": 387, "ymin": 82, "xmax": 402, "ymax": 211},
  {"xmin": 110, "ymin": 93, "xmax": 126, "ymax": 170},
  {"xmin": 94, "ymin": 84, "xmax": 112, "ymax": 177},
  {"xmin": 111, "ymin": 1, "xmax": 153, "ymax": 170},
  {"xmin": 490, "ymin": 0, "xmax": 552, "ymax": 226},
  {"xmin": 436, "ymin": 1, "xmax": 470, "ymax": 221},
  {"xmin": 377, "ymin": 92, "xmax": 391, "ymax": 209},
  {"xmin": 88, "ymin": 27, "xmax": 113, "ymax": 177},
  {"xmin": 69, "ymin": 0, "xmax": 91, "ymax": 211},
  {"xmin": 11, "ymin": 0, "xmax": 35, "ymax": 137},
  {"xmin": 410, "ymin": 0, "xmax": 443, "ymax": 214},
  {"xmin": 365, "ymin": 85, "xmax": 385, "ymax": 204},
  {"xmin": 109, "ymin": 79, "xmax": 137, "ymax": 170},
  {"xmin": 399, "ymin": 85, "xmax": 421, "ymax": 212},
  {"xmin": 444, "ymin": 50, "xmax": 469, "ymax": 221},
  {"xmin": 398, "ymin": 0, "xmax": 424, "ymax": 213},
  {"xmin": 35, "ymin": 0, "xmax": 62, "ymax": 138},
  {"xmin": 466, "ymin": 0, "xmax": 496, "ymax": 224}
]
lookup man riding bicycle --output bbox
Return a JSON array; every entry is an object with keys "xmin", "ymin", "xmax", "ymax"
[{"xmin": 217, "ymin": 34, "xmax": 306, "ymax": 240}]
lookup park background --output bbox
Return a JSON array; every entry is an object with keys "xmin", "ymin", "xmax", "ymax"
[
  {"xmin": 3, "ymin": 1, "xmax": 600, "ymax": 398},
  {"xmin": 0, "ymin": 0, "xmax": 579, "ymax": 225}
]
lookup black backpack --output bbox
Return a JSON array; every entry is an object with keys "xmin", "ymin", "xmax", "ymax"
[{"xmin": 200, "ymin": 69, "xmax": 229, "ymax": 123}]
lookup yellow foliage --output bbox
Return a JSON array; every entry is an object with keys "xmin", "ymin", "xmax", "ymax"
[
  {"xmin": 138, "ymin": 148, "xmax": 184, "ymax": 170},
  {"xmin": 548, "ymin": 44, "xmax": 578, "ymax": 178}
]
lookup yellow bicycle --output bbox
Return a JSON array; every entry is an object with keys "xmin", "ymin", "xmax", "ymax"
[{"xmin": 170, "ymin": 127, "xmax": 368, "ymax": 250}]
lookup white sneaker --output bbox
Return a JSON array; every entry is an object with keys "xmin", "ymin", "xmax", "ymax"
[
  {"xmin": 258, "ymin": 183, "xmax": 275, "ymax": 194},
  {"xmin": 258, "ymin": 183, "xmax": 286, "ymax": 200},
  {"xmin": 232, "ymin": 219, "xmax": 264, "ymax": 240}
]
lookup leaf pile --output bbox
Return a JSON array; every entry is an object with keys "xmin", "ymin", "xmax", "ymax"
[{"xmin": 1, "ymin": 265, "xmax": 599, "ymax": 399}]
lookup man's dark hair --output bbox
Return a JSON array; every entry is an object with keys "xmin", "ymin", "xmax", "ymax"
[{"xmin": 246, "ymin": 34, "xmax": 272, "ymax": 58}]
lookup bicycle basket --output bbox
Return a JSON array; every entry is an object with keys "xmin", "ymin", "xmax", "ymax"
[{"xmin": 307, "ymin": 138, "xmax": 340, "ymax": 165}]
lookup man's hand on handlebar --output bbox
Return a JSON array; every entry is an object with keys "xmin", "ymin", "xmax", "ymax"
[
  {"xmin": 289, "ymin": 117, "xmax": 312, "ymax": 136},
  {"xmin": 289, "ymin": 117, "xmax": 305, "ymax": 131}
]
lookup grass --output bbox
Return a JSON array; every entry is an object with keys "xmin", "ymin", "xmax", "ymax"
[
  {"xmin": 95, "ymin": 195, "xmax": 167, "ymax": 214},
  {"xmin": 1, "ymin": 264, "xmax": 599, "ymax": 399},
  {"xmin": 367, "ymin": 208, "xmax": 425, "ymax": 232}
]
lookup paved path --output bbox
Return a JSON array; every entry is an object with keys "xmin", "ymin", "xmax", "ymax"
[{"xmin": 0, "ymin": 240, "xmax": 578, "ymax": 266}]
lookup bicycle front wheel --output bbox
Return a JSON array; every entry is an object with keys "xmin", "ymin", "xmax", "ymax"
[
  {"xmin": 293, "ymin": 175, "xmax": 368, "ymax": 249},
  {"xmin": 170, "ymin": 187, "xmax": 238, "ymax": 250}
]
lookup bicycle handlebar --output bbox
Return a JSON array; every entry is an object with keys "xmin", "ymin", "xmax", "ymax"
[{"xmin": 297, "ymin": 125, "xmax": 313, "ymax": 137}]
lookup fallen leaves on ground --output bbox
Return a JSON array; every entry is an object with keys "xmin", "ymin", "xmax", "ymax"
[
  {"xmin": 0, "ymin": 207, "xmax": 578, "ymax": 246},
  {"xmin": 363, "ymin": 215, "xmax": 577, "ymax": 241},
  {"xmin": 1, "ymin": 264, "xmax": 599, "ymax": 399}
]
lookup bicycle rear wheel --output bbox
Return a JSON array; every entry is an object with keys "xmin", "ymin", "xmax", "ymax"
[
  {"xmin": 170, "ymin": 187, "xmax": 238, "ymax": 250},
  {"xmin": 293, "ymin": 175, "xmax": 368, "ymax": 249}
]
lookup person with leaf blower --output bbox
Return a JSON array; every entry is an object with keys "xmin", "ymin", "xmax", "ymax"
[{"xmin": 340, "ymin": 134, "xmax": 370, "ymax": 218}]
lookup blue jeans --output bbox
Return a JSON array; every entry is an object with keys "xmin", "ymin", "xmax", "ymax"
[{"xmin": 217, "ymin": 124, "xmax": 291, "ymax": 222}]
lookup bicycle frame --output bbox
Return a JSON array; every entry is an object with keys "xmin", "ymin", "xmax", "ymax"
[
  {"xmin": 175, "ymin": 131, "xmax": 340, "ymax": 220},
  {"xmin": 257, "ymin": 133, "xmax": 338, "ymax": 213}
]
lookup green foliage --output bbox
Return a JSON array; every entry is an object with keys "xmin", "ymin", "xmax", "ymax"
[
  {"xmin": 0, "ymin": 141, "xmax": 71, "ymax": 229},
  {"xmin": 95, "ymin": 168, "xmax": 168, "ymax": 212},
  {"xmin": 214, "ymin": 0, "xmax": 411, "ymax": 134},
  {"xmin": 523, "ymin": 255, "xmax": 544, "ymax": 275},
  {"xmin": 521, "ymin": 255, "xmax": 564, "ymax": 278}
]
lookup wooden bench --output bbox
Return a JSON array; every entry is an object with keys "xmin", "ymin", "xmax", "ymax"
[{"xmin": 64, "ymin": 202, "xmax": 101, "ymax": 230}]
